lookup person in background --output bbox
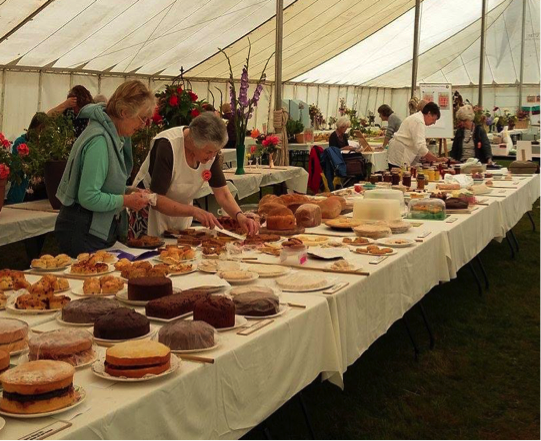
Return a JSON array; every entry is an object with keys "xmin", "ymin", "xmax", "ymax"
[
  {"xmin": 134, "ymin": 112, "xmax": 259, "ymax": 236},
  {"xmin": 93, "ymin": 94, "xmax": 108, "ymax": 104},
  {"xmin": 377, "ymin": 104, "xmax": 402, "ymax": 148},
  {"xmin": 221, "ymin": 103, "xmax": 236, "ymax": 149},
  {"xmin": 54, "ymin": 80, "xmax": 153, "ymax": 256},
  {"xmin": 6, "ymin": 113, "xmax": 49, "ymax": 204},
  {"xmin": 47, "ymin": 85, "xmax": 94, "ymax": 138},
  {"xmin": 387, "ymin": 102, "xmax": 447, "ymax": 169},
  {"xmin": 451, "ymin": 105, "xmax": 493, "ymax": 164},
  {"xmin": 329, "ymin": 117, "xmax": 351, "ymax": 149}
]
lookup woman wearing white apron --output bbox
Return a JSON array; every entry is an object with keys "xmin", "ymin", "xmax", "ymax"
[{"xmin": 134, "ymin": 112, "xmax": 259, "ymax": 236}]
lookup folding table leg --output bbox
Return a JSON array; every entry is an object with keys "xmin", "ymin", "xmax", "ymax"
[
  {"xmin": 468, "ymin": 262, "xmax": 483, "ymax": 297},
  {"xmin": 509, "ymin": 229, "xmax": 520, "ymax": 253},
  {"xmin": 419, "ymin": 302, "xmax": 435, "ymax": 350},
  {"xmin": 527, "ymin": 211, "xmax": 536, "ymax": 232},
  {"xmin": 402, "ymin": 315, "xmax": 420, "ymax": 361},
  {"xmin": 298, "ymin": 392, "xmax": 316, "ymax": 439},
  {"xmin": 505, "ymin": 233, "xmax": 516, "ymax": 259},
  {"xmin": 475, "ymin": 255, "xmax": 489, "ymax": 290}
]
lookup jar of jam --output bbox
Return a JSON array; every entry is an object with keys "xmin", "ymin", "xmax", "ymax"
[
  {"xmin": 391, "ymin": 172, "xmax": 400, "ymax": 185},
  {"xmin": 410, "ymin": 166, "xmax": 418, "ymax": 179},
  {"xmin": 370, "ymin": 174, "xmax": 378, "ymax": 184},
  {"xmin": 383, "ymin": 172, "xmax": 392, "ymax": 183},
  {"xmin": 454, "ymin": 165, "xmax": 461, "ymax": 175},
  {"xmin": 417, "ymin": 173, "xmax": 426, "ymax": 190},
  {"xmin": 377, "ymin": 174, "xmax": 383, "ymax": 182},
  {"xmin": 402, "ymin": 172, "xmax": 412, "ymax": 188}
]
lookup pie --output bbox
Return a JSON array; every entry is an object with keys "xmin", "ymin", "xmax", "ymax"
[
  {"xmin": 324, "ymin": 218, "xmax": 363, "ymax": 230},
  {"xmin": 275, "ymin": 274, "xmax": 329, "ymax": 291},
  {"xmin": 217, "ymin": 270, "xmax": 256, "ymax": 282}
]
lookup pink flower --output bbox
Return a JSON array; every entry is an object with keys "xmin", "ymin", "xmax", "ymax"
[
  {"xmin": 169, "ymin": 95, "xmax": 179, "ymax": 107},
  {"xmin": 250, "ymin": 146, "xmax": 256, "ymax": 154},
  {"xmin": 0, "ymin": 164, "xmax": 10, "ymax": 180},
  {"xmin": 17, "ymin": 143, "xmax": 29, "ymax": 157},
  {"xmin": 270, "ymin": 135, "xmax": 279, "ymax": 145},
  {"xmin": 262, "ymin": 139, "xmax": 269, "ymax": 147}
]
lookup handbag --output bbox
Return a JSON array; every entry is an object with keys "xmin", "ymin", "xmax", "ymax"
[{"xmin": 343, "ymin": 151, "xmax": 368, "ymax": 178}]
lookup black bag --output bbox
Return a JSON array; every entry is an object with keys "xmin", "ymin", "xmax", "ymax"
[{"xmin": 343, "ymin": 151, "xmax": 368, "ymax": 179}]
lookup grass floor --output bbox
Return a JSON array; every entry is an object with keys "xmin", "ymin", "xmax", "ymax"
[{"xmin": 0, "ymin": 163, "xmax": 538, "ymax": 439}]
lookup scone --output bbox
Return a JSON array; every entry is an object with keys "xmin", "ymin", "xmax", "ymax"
[{"xmin": 83, "ymin": 278, "xmax": 101, "ymax": 295}]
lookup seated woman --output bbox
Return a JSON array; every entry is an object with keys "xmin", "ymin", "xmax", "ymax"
[
  {"xmin": 329, "ymin": 117, "xmax": 351, "ymax": 149},
  {"xmin": 54, "ymin": 80, "xmax": 153, "ymax": 256},
  {"xmin": 451, "ymin": 105, "xmax": 493, "ymax": 164},
  {"xmin": 47, "ymin": 85, "xmax": 94, "ymax": 138},
  {"xmin": 134, "ymin": 112, "xmax": 259, "ymax": 236}
]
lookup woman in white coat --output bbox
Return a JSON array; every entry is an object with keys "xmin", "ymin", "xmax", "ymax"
[{"xmin": 135, "ymin": 112, "xmax": 259, "ymax": 236}]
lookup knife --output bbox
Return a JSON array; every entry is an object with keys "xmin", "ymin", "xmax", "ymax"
[{"xmin": 213, "ymin": 227, "xmax": 246, "ymax": 241}]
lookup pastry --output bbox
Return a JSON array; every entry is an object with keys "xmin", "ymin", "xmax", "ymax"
[
  {"xmin": 0, "ymin": 350, "xmax": 9, "ymax": 374},
  {"xmin": 353, "ymin": 223, "xmax": 392, "ymax": 239},
  {"xmin": 127, "ymin": 277, "xmax": 172, "ymax": 301},
  {"xmin": 159, "ymin": 246, "xmax": 196, "ymax": 264},
  {"xmin": 127, "ymin": 235, "xmax": 163, "ymax": 248},
  {"xmin": 353, "ymin": 245, "xmax": 394, "ymax": 255},
  {"xmin": 28, "ymin": 329, "xmax": 95, "ymax": 367},
  {"xmin": 94, "ymin": 308, "xmax": 150, "ymax": 340},
  {"xmin": 0, "ymin": 318, "xmax": 28, "ymax": 353},
  {"xmin": 292, "ymin": 234, "xmax": 328, "ymax": 246},
  {"xmin": 266, "ymin": 206, "xmax": 296, "ymax": 231},
  {"xmin": 0, "ymin": 360, "xmax": 77, "ymax": 414},
  {"xmin": 0, "ymin": 292, "xmax": 6, "ymax": 310},
  {"xmin": 70, "ymin": 259, "xmax": 109, "ymax": 275},
  {"xmin": 282, "ymin": 238, "xmax": 305, "ymax": 250},
  {"xmin": 99, "ymin": 275, "xmax": 124, "ymax": 294},
  {"xmin": 343, "ymin": 237, "xmax": 371, "ymax": 245},
  {"xmin": 145, "ymin": 289, "xmax": 212, "ymax": 319},
  {"xmin": 15, "ymin": 292, "xmax": 70, "ymax": 311},
  {"xmin": 158, "ymin": 321, "xmax": 216, "ymax": 351},
  {"xmin": 329, "ymin": 259, "xmax": 356, "ymax": 271},
  {"xmin": 83, "ymin": 278, "xmax": 101, "ymax": 295},
  {"xmin": 295, "ymin": 204, "xmax": 322, "ymax": 228},
  {"xmin": 114, "ymin": 258, "xmax": 132, "ymax": 271},
  {"xmin": 104, "ymin": 340, "xmax": 171, "ymax": 379},
  {"xmin": 62, "ymin": 297, "xmax": 122, "ymax": 324},
  {"xmin": 0, "ymin": 271, "xmax": 29, "ymax": 291},
  {"xmin": 193, "ymin": 295, "xmax": 235, "ymax": 329},
  {"xmin": 31, "ymin": 254, "xmax": 71, "ymax": 269},
  {"xmin": 230, "ymin": 286, "xmax": 279, "ymax": 316}
]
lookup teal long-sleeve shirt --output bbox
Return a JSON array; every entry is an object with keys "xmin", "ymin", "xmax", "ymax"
[{"xmin": 78, "ymin": 137, "xmax": 124, "ymax": 212}]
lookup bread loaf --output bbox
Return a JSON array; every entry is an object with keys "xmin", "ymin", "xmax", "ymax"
[
  {"xmin": 266, "ymin": 207, "xmax": 296, "ymax": 230},
  {"xmin": 316, "ymin": 198, "xmax": 342, "ymax": 219},
  {"xmin": 279, "ymin": 194, "xmax": 310, "ymax": 213},
  {"xmin": 259, "ymin": 194, "xmax": 284, "ymax": 206},
  {"xmin": 295, "ymin": 204, "xmax": 322, "ymax": 228},
  {"xmin": 328, "ymin": 195, "xmax": 346, "ymax": 210},
  {"xmin": 258, "ymin": 202, "xmax": 286, "ymax": 218}
]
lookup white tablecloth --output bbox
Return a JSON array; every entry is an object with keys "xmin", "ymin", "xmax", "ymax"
[
  {"xmin": 0, "ymin": 206, "xmax": 57, "ymax": 247},
  {"xmin": 363, "ymin": 150, "xmax": 388, "ymax": 172}
]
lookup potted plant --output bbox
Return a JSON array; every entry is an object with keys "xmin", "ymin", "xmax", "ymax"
[
  {"xmin": 515, "ymin": 110, "xmax": 530, "ymax": 129},
  {"xmin": 219, "ymin": 42, "xmax": 273, "ymax": 175},
  {"xmin": 25, "ymin": 114, "xmax": 75, "ymax": 209},
  {"xmin": 286, "ymin": 119, "xmax": 304, "ymax": 143},
  {"xmin": 309, "ymin": 104, "xmax": 325, "ymax": 130}
]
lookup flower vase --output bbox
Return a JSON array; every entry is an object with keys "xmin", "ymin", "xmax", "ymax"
[
  {"xmin": 269, "ymin": 154, "xmax": 275, "ymax": 169},
  {"xmin": 235, "ymin": 143, "xmax": 245, "ymax": 175}
]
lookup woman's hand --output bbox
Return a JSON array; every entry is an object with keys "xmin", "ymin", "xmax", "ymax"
[
  {"xmin": 62, "ymin": 97, "xmax": 78, "ymax": 111},
  {"xmin": 123, "ymin": 193, "xmax": 149, "ymax": 211},
  {"xmin": 192, "ymin": 207, "xmax": 223, "ymax": 229},
  {"xmin": 237, "ymin": 213, "xmax": 260, "ymax": 236}
]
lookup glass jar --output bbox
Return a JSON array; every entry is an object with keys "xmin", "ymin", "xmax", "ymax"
[
  {"xmin": 370, "ymin": 174, "xmax": 379, "ymax": 184},
  {"xmin": 391, "ymin": 172, "xmax": 400, "ymax": 185},
  {"xmin": 417, "ymin": 173, "xmax": 426, "ymax": 190},
  {"xmin": 454, "ymin": 165, "xmax": 461, "ymax": 175},
  {"xmin": 402, "ymin": 172, "xmax": 412, "ymax": 188},
  {"xmin": 383, "ymin": 172, "xmax": 392, "ymax": 183},
  {"xmin": 410, "ymin": 166, "xmax": 418, "ymax": 179}
]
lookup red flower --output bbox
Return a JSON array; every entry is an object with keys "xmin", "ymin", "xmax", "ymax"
[
  {"xmin": 152, "ymin": 107, "xmax": 163, "ymax": 125},
  {"xmin": 0, "ymin": 133, "xmax": 4, "ymax": 142},
  {"xmin": 17, "ymin": 143, "xmax": 29, "ymax": 157},
  {"xmin": 262, "ymin": 139, "xmax": 269, "ymax": 147},
  {"xmin": 191, "ymin": 109, "xmax": 200, "ymax": 118},
  {"xmin": 169, "ymin": 95, "xmax": 179, "ymax": 107},
  {"xmin": 177, "ymin": 87, "xmax": 183, "ymax": 94},
  {"xmin": 2, "ymin": 139, "xmax": 10, "ymax": 149},
  {"xmin": 0, "ymin": 164, "xmax": 10, "ymax": 180},
  {"xmin": 201, "ymin": 170, "xmax": 212, "ymax": 181},
  {"xmin": 189, "ymin": 92, "xmax": 198, "ymax": 102},
  {"xmin": 250, "ymin": 145, "xmax": 256, "ymax": 154}
]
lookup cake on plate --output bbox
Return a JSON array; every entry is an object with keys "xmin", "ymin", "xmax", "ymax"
[
  {"xmin": 276, "ymin": 274, "xmax": 329, "ymax": 291},
  {"xmin": 145, "ymin": 289, "xmax": 212, "ymax": 319},
  {"xmin": 0, "ymin": 350, "xmax": 9, "ymax": 374},
  {"xmin": 28, "ymin": 329, "xmax": 94, "ymax": 367},
  {"xmin": 158, "ymin": 321, "xmax": 216, "ymax": 351},
  {"xmin": 93, "ymin": 308, "xmax": 150, "ymax": 340},
  {"xmin": 62, "ymin": 297, "xmax": 122, "ymax": 324},
  {"xmin": 230, "ymin": 286, "xmax": 280, "ymax": 316},
  {"xmin": 0, "ymin": 360, "xmax": 76, "ymax": 414},
  {"xmin": 353, "ymin": 223, "xmax": 392, "ymax": 239},
  {"xmin": 104, "ymin": 340, "xmax": 171, "ymax": 379},
  {"xmin": 193, "ymin": 295, "xmax": 235, "ymax": 329},
  {"xmin": 127, "ymin": 277, "xmax": 172, "ymax": 301}
]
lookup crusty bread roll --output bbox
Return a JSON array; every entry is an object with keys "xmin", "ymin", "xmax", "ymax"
[
  {"xmin": 316, "ymin": 198, "xmax": 342, "ymax": 219},
  {"xmin": 259, "ymin": 194, "xmax": 284, "ymax": 206},
  {"xmin": 295, "ymin": 204, "xmax": 322, "ymax": 228},
  {"xmin": 266, "ymin": 207, "xmax": 296, "ymax": 231},
  {"xmin": 279, "ymin": 194, "xmax": 310, "ymax": 213},
  {"xmin": 258, "ymin": 202, "xmax": 286, "ymax": 217}
]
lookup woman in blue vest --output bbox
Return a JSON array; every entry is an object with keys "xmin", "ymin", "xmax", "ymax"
[{"xmin": 54, "ymin": 80, "xmax": 152, "ymax": 256}]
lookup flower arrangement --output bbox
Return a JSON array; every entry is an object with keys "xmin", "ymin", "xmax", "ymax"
[
  {"xmin": 131, "ymin": 112, "xmax": 163, "ymax": 175},
  {"xmin": 219, "ymin": 41, "xmax": 273, "ymax": 175},
  {"xmin": 309, "ymin": 104, "xmax": 325, "ymax": 129},
  {"xmin": 154, "ymin": 72, "xmax": 208, "ymax": 128},
  {"xmin": 328, "ymin": 116, "xmax": 337, "ymax": 129},
  {"xmin": 0, "ymin": 133, "xmax": 13, "ymax": 182},
  {"xmin": 254, "ymin": 134, "xmax": 280, "ymax": 168}
]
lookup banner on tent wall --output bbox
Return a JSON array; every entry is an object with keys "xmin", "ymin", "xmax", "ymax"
[{"xmin": 419, "ymin": 83, "xmax": 453, "ymax": 139}]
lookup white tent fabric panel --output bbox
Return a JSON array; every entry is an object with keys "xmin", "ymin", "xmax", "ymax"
[
  {"xmin": 99, "ymin": 76, "xmax": 125, "ymax": 100},
  {"xmin": 0, "ymin": 0, "xmax": 47, "ymax": 39},
  {"xmin": 390, "ymin": 88, "xmax": 411, "ymax": 122},
  {"xmin": 283, "ymin": 84, "xmax": 295, "ymax": 101},
  {"xmin": 72, "ymin": 74, "xmax": 99, "ymax": 97},
  {"xmin": 40, "ymin": 73, "xmax": 70, "ymax": 113},
  {"xmin": 327, "ymin": 87, "xmax": 340, "ymax": 120},
  {"xmin": 2, "ymin": 72, "xmax": 39, "ymax": 139},
  {"xmin": 317, "ymin": 87, "xmax": 330, "ymax": 121}
]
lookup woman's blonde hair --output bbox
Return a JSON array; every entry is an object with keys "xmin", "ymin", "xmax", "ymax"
[
  {"xmin": 456, "ymin": 105, "xmax": 475, "ymax": 122},
  {"xmin": 106, "ymin": 80, "xmax": 154, "ymax": 119},
  {"xmin": 336, "ymin": 116, "xmax": 350, "ymax": 130}
]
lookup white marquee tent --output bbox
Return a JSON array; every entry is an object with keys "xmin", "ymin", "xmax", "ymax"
[{"xmin": 0, "ymin": 0, "xmax": 538, "ymax": 139}]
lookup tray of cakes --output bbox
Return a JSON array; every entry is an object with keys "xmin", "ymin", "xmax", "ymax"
[
  {"xmin": 91, "ymin": 340, "xmax": 179, "ymax": 382},
  {"xmin": 72, "ymin": 275, "xmax": 125, "ymax": 297},
  {"xmin": 0, "ymin": 270, "xmax": 31, "ymax": 293},
  {"xmin": 30, "ymin": 254, "xmax": 72, "ymax": 272},
  {"xmin": 76, "ymin": 250, "xmax": 117, "ymax": 264},
  {"xmin": 156, "ymin": 321, "xmax": 220, "ymax": 354},
  {"xmin": 66, "ymin": 257, "xmax": 113, "ymax": 276},
  {"xmin": 0, "ymin": 360, "xmax": 86, "ymax": 418},
  {"xmin": 228, "ymin": 286, "xmax": 288, "ymax": 319},
  {"xmin": 155, "ymin": 245, "xmax": 196, "ymax": 264},
  {"xmin": 92, "ymin": 308, "xmax": 156, "ymax": 346},
  {"xmin": 26, "ymin": 275, "xmax": 70, "ymax": 294}
]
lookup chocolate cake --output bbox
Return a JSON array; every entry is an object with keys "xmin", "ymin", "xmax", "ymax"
[
  {"xmin": 445, "ymin": 198, "xmax": 469, "ymax": 210},
  {"xmin": 158, "ymin": 321, "xmax": 216, "ymax": 351},
  {"xmin": 128, "ymin": 277, "xmax": 172, "ymax": 301},
  {"xmin": 193, "ymin": 295, "xmax": 235, "ymax": 329},
  {"xmin": 145, "ymin": 289, "xmax": 212, "ymax": 319},
  {"xmin": 232, "ymin": 288, "xmax": 280, "ymax": 317},
  {"xmin": 93, "ymin": 308, "xmax": 150, "ymax": 340},
  {"xmin": 62, "ymin": 297, "xmax": 122, "ymax": 324}
]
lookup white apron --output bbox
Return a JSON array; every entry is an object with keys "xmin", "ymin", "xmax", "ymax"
[{"xmin": 133, "ymin": 127, "xmax": 215, "ymax": 236}]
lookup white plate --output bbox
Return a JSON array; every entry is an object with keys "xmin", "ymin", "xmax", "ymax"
[
  {"xmin": 276, "ymin": 277, "xmax": 335, "ymax": 293},
  {"xmin": 167, "ymin": 267, "xmax": 198, "ymax": 277},
  {"xmin": 218, "ymin": 271, "xmax": 259, "ymax": 285},
  {"xmin": 244, "ymin": 264, "xmax": 291, "ymax": 278},
  {"xmin": 0, "ymin": 386, "xmax": 86, "ymax": 419},
  {"xmin": 64, "ymin": 264, "xmax": 114, "ymax": 277},
  {"xmin": 307, "ymin": 248, "xmax": 348, "ymax": 260},
  {"xmin": 56, "ymin": 313, "xmax": 94, "ymax": 327},
  {"xmin": 6, "ymin": 303, "xmax": 62, "ymax": 315},
  {"xmin": 18, "ymin": 352, "xmax": 97, "ymax": 370},
  {"xmin": 377, "ymin": 238, "xmax": 416, "ymax": 248},
  {"xmin": 115, "ymin": 290, "xmax": 153, "ymax": 306},
  {"xmin": 327, "ymin": 262, "xmax": 364, "ymax": 272},
  {"xmin": 242, "ymin": 303, "xmax": 289, "ymax": 320},
  {"xmin": 91, "ymin": 354, "xmax": 180, "ymax": 382},
  {"xmin": 0, "ymin": 416, "xmax": 4, "ymax": 431},
  {"xmin": 187, "ymin": 315, "xmax": 248, "ymax": 332},
  {"xmin": 71, "ymin": 286, "xmax": 124, "ymax": 297},
  {"xmin": 93, "ymin": 327, "xmax": 157, "ymax": 346},
  {"xmin": 352, "ymin": 247, "xmax": 398, "ymax": 256},
  {"xmin": 146, "ymin": 311, "xmax": 192, "ymax": 323},
  {"xmin": 29, "ymin": 263, "xmax": 71, "ymax": 272}
]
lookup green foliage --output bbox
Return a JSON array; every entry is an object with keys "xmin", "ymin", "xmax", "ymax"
[
  {"xmin": 131, "ymin": 124, "xmax": 162, "ymax": 172},
  {"xmin": 155, "ymin": 80, "xmax": 207, "ymax": 129},
  {"xmin": 286, "ymin": 119, "xmax": 304, "ymax": 139},
  {"xmin": 24, "ymin": 114, "xmax": 75, "ymax": 180}
]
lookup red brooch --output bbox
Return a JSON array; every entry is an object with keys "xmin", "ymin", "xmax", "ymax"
[{"xmin": 202, "ymin": 170, "xmax": 212, "ymax": 181}]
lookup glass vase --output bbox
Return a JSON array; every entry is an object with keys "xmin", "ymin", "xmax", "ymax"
[{"xmin": 235, "ymin": 143, "xmax": 245, "ymax": 175}]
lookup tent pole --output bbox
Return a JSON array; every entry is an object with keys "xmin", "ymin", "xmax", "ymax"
[
  {"xmin": 518, "ymin": 0, "xmax": 527, "ymax": 110},
  {"xmin": 274, "ymin": 0, "xmax": 284, "ymax": 110},
  {"xmin": 478, "ymin": 0, "xmax": 487, "ymax": 107},
  {"xmin": 410, "ymin": 0, "xmax": 421, "ymax": 98}
]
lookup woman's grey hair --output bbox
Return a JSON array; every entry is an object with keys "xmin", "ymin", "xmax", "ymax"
[
  {"xmin": 189, "ymin": 112, "xmax": 228, "ymax": 150},
  {"xmin": 94, "ymin": 94, "xmax": 108, "ymax": 104},
  {"xmin": 456, "ymin": 105, "xmax": 475, "ymax": 122},
  {"xmin": 336, "ymin": 116, "xmax": 351, "ymax": 130}
]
